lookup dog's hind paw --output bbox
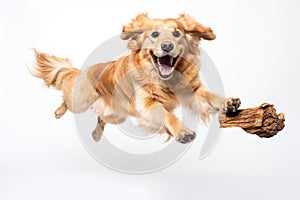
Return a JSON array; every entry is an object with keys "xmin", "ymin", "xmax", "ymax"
[
  {"xmin": 54, "ymin": 102, "xmax": 67, "ymax": 119},
  {"xmin": 92, "ymin": 123, "xmax": 104, "ymax": 142}
]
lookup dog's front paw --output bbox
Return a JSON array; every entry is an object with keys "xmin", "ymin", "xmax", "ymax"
[
  {"xmin": 225, "ymin": 97, "xmax": 241, "ymax": 114},
  {"xmin": 175, "ymin": 126, "xmax": 196, "ymax": 144}
]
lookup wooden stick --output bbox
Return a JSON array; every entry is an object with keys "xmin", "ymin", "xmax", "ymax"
[{"xmin": 219, "ymin": 103, "xmax": 285, "ymax": 138}]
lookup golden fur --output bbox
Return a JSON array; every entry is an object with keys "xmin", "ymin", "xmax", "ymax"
[{"xmin": 30, "ymin": 13, "xmax": 239, "ymax": 144}]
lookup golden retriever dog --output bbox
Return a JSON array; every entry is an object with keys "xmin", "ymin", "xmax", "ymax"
[{"xmin": 30, "ymin": 13, "xmax": 240, "ymax": 144}]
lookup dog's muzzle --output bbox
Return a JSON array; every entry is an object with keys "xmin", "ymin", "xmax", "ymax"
[{"xmin": 151, "ymin": 51, "xmax": 179, "ymax": 79}]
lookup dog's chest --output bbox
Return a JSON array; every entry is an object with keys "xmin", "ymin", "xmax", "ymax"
[{"xmin": 134, "ymin": 84, "xmax": 178, "ymax": 113}]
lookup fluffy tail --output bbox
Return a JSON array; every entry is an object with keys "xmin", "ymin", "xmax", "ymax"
[
  {"xmin": 29, "ymin": 49, "xmax": 79, "ymax": 90},
  {"xmin": 29, "ymin": 49, "xmax": 99, "ymax": 114}
]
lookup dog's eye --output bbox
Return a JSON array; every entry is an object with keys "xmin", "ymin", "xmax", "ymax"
[
  {"xmin": 173, "ymin": 31, "xmax": 181, "ymax": 38},
  {"xmin": 151, "ymin": 31, "xmax": 159, "ymax": 38}
]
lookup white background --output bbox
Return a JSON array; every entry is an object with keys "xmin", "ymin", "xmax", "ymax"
[{"xmin": 1, "ymin": 0, "xmax": 300, "ymax": 199}]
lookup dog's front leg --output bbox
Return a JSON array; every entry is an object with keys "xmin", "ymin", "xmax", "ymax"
[
  {"xmin": 164, "ymin": 112, "xmax": 196, "ymax": 144},
  {"xmin": 194, "ymin": 87, "xmax": 241, "ymax": 122},
  {"xmin": 142, "ymin": 101, "xmax": 196, "ymax": 144}
]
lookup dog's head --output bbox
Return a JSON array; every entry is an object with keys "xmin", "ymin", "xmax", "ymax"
[{"xmin": 121, "ymin": 13, "xmax": 216, "ymax": 80}]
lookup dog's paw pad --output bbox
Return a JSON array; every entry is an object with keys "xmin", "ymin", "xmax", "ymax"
[
  {"xmin": 225, "ymin": 97, "xmax": 241, "ymax": 114},
  {"xmin": 176, "ymin": 127, "xmax": 196, "ymax": 144}
]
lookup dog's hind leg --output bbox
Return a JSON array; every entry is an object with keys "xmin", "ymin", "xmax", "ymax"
[
  {"xmin": 92, "ymin": 117, "xmax": 106, "ymax": 142},
  {"xmin": 55, "ymin": 102, "xmax": 67, "ymax": 119}
]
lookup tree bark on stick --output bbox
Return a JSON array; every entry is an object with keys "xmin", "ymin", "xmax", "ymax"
[{"xmin": 219, "ymin": 103, "xmax": 285, "ymax": 138}]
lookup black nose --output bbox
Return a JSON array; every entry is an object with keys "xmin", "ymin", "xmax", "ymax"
[{"xmin": 161, "ymin": 41, "xmax": 174, "ymax": 52}]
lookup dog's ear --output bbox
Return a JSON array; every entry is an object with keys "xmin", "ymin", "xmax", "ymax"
[
  {"xmin": 177, "ymin": 14, "xmax": 216, "ymax": 41},
  {"xmin": 120, "ymin": 13, "xmax": 149, "ymax": 40},
  {"xmin": 177, "ymin": 14, "xmax": 215, "ymax": 54}
]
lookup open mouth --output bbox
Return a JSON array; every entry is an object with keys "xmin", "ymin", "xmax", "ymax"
[{"xmin": 151, "ymin": 51, "xmax": 179, "ymax": 79}]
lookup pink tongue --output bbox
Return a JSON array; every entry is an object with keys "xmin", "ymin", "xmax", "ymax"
[{"xmin": 159, "ymin": 65, "xmax": 173, "ymax": 76}]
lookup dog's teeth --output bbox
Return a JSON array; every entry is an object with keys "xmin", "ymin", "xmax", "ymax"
[{"xmin": 157, "ymin": 58, "xmax": 161, "ymax": 65}]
